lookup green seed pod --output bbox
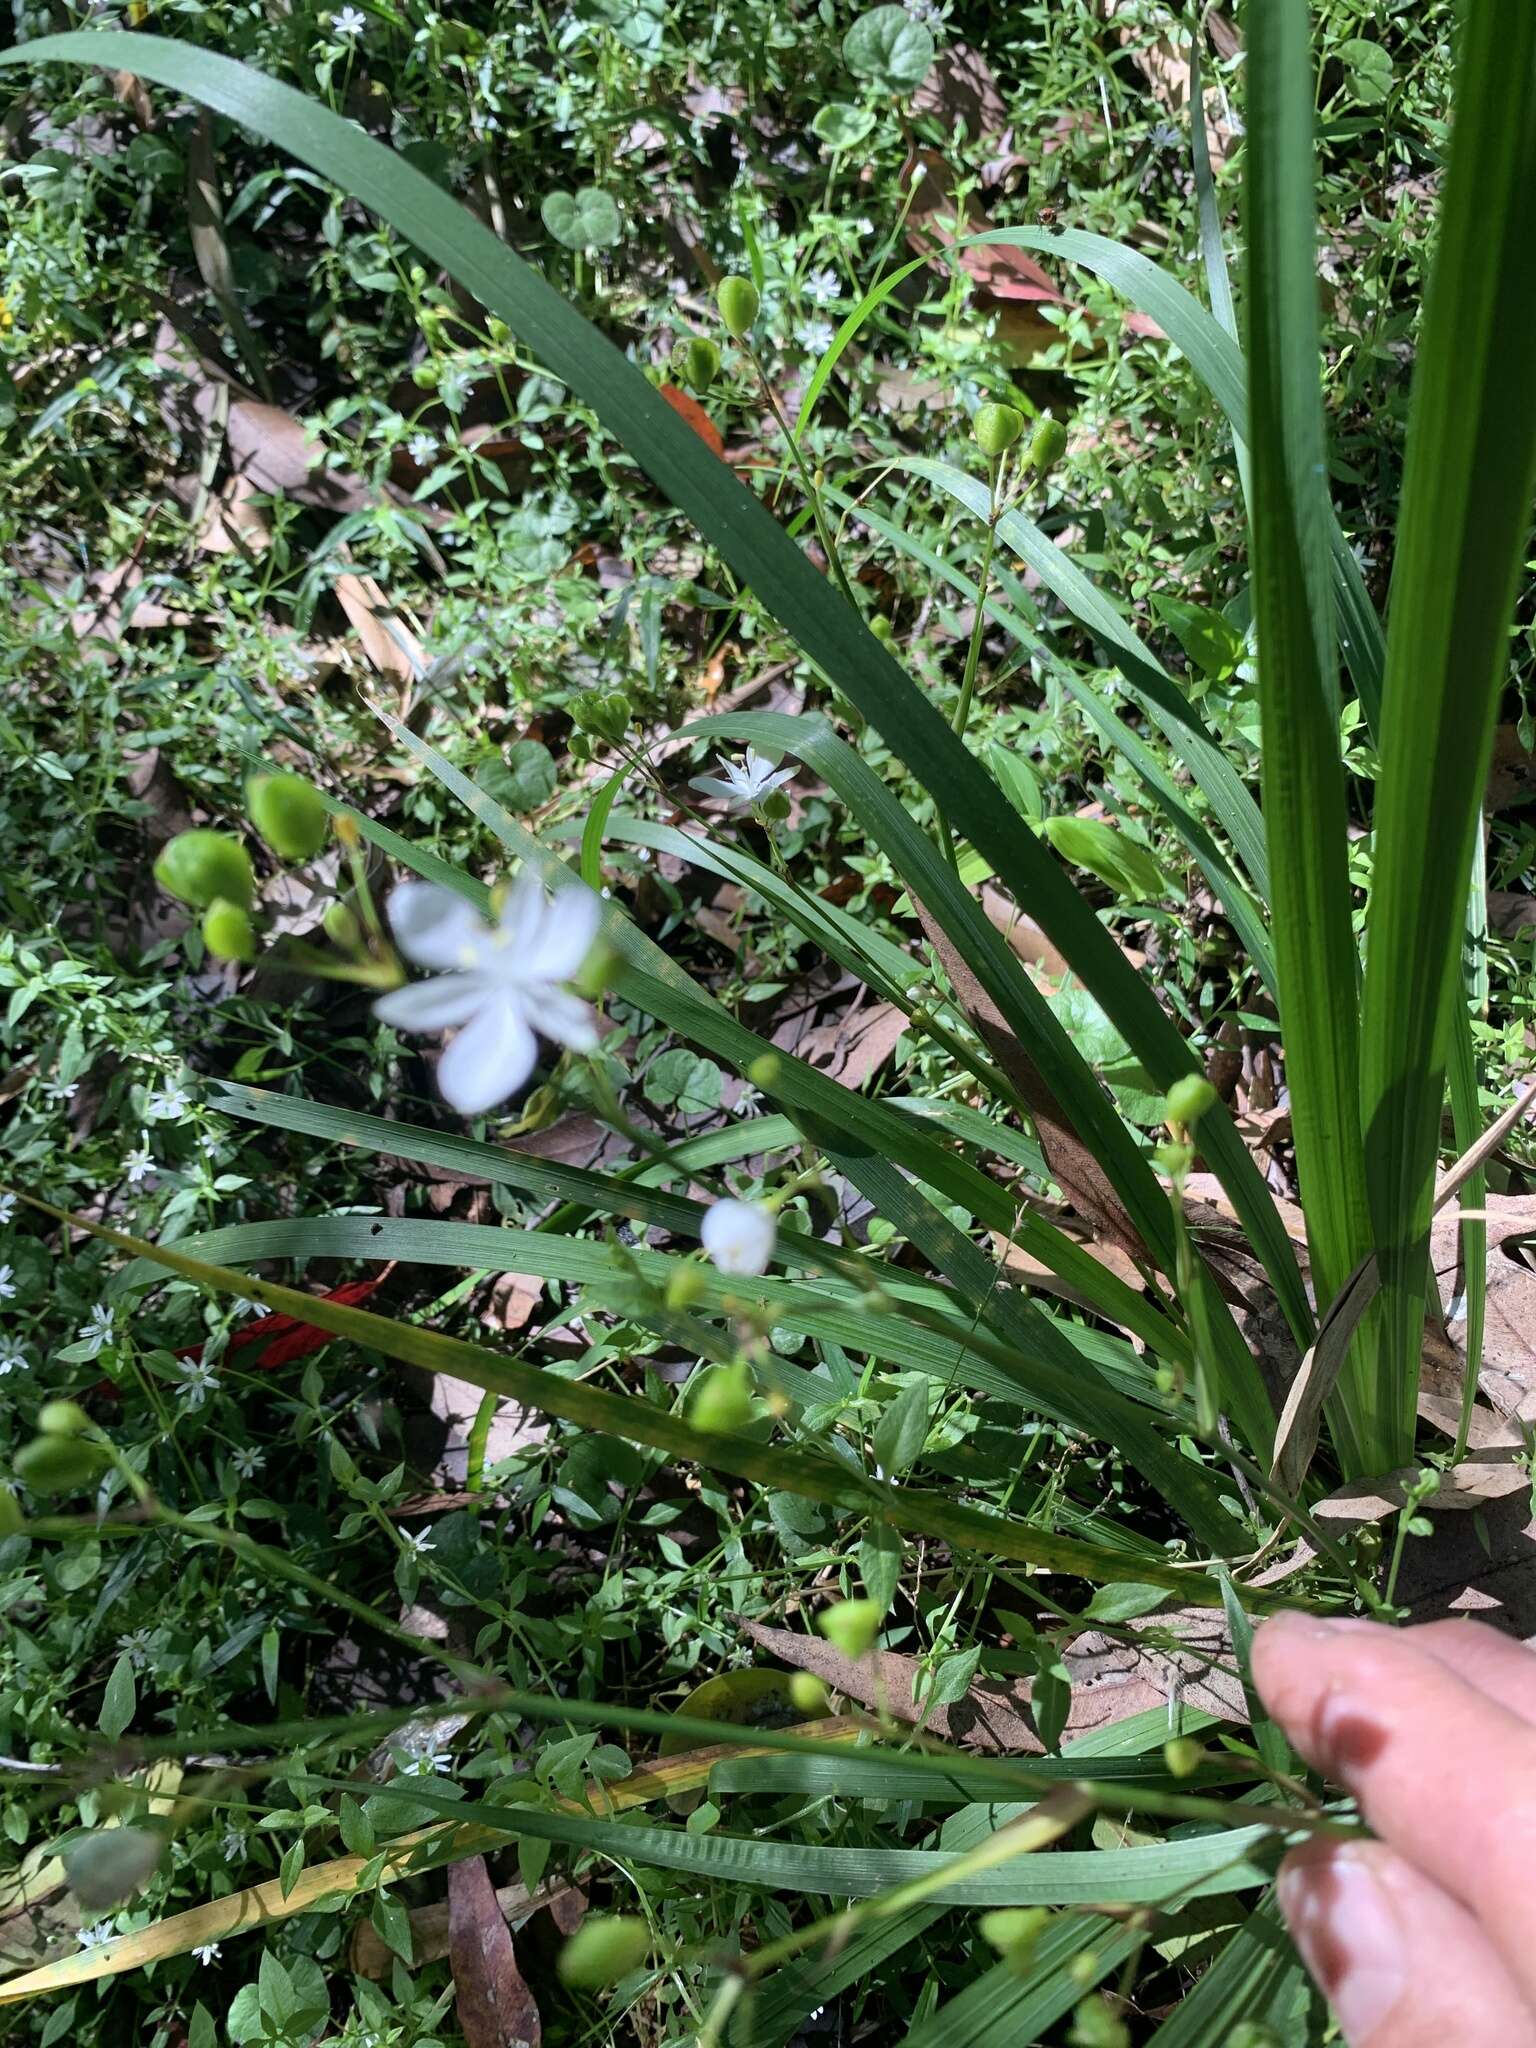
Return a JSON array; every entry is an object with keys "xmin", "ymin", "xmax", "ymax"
[
  {"xmin": 979, "ymin": 1906, "xmax": 1050, "ymax": 1975},
  {"xmin": 323, "ymin": 900, "xmax": 362, "ymax": 952},
  {"xmin": 596, "ymin": 690, "xmax": 630, "ymax": 742},
  {"xmin": 63, "ymin": 1826, "xmax": 164, "ymax": 1910},
  {"xmin": 716, "ymin": 275, "xmax": 760, "ymax": 339},
  {"xmin": 1226, "ymin": 2023, "xmax": 1285, "ymax": 2048},
  {"xmin": 817, "ymin": 1598, "xmax": 881, "ymax": 1659},
  {"xmin": 0, "ymin": 1482, "xmax": 22, "ymax": 1536},
  {"xmin": 556, "ymin": 1914, "xmax": 651, "ymax": 1989},
  {"xmin": 38, "ymin": 1400, "xmax": 91, "ymax": 1438},
  {"xmin": 1164, "ymin": 1074, "xmax": 1217, "ymax": 1129},
  {"xmin": 665, "ymin": 1264, "xmax": 707, "ymax": 1311},
  {"xmin": 787, "ymin": 1672, "xmax": 830, "ymax": 1716},
  {"xmin": 746, "ymin": 1052, "xmax": 781, "ymax": 1090},
  {"xmin": 247, "ymin": 771, "xmax": 329, "ymax": 861},
  {"xmin": 1068, "ymin": 1995, "xmax": 1130, "ymax": 2048},
  {"xmin": 688, "ymin": 1359, "xmax": 754, "ymax": 1435},
  {"xmin": 15, "ymin": 1435, "xmax": 108, "ymax": 1496},
  {"xmin": 973, "ymin": 401, "xmax": 1024, "ymax": 458},
  {"xmin": 153, "ymin": 830, "xmax": 255, "ymax": 912},
  {"xmin": 1162, "ymin": 1737, "xmax": 1205, "ymax": 1780},
  {"xmin": 869, "ymin": 615, "xmax": 896, "ymax": 647},
  {"xmin": 760, "ymin": 789, "xmax": 791, "ymax": 825},
  {"xmin": 684, "ymin": 336, "xmax": 721, "ymax": 391},
  {"xmin": 1030, "ymin": 415, "xmax": 1069, "ymax": 473},
  {"xmin": 568, "ymin": 731, "xmax": 594, "ymax": 764},
  {"xmin": 202, "ymin": 898, "xmax": 258, "ymax": 964}
]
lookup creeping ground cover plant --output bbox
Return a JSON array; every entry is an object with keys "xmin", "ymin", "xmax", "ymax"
[{"xmin": 3, "ymin": 2, "xmax": 1536, "ymax": 2044}]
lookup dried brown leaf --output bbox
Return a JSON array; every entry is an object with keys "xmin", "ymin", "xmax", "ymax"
[{"xmin": 448, "ymin": 1857, "xmax": 540, "ymax": 2048}]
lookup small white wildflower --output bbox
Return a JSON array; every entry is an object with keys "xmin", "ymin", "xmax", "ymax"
[
  {"xmin": 0, "ymin": 1265, "xmax": 14, "ymax": 1302},
  {"xmin": 145, "ymin": 1082, "xmax": 193, "ymax": 1123},
  {"xmin": 732, "ymin": 1083, "xmax": 762, "ymax": 1117},
  {"xmin": 689, "ymin": 748, "xmax": 795, "ymax": 812},
  {"xmin": 0, "ymin": 1191, "xmax": 15, "ymax": 1222},
  {"xmin": 77, "ymin": 1304, "xmax": 115, "ymax": 1358},
  {"xmin": 373, "ymin": 876, "xmax": 601, "ymax": 1117},
  {"xmin": 0, "ymin": 1338, "xmax": 27, "ymax": 1375},
  {"xmin": 407, "ymin": 432, "xmax": 440, "ymax": 465},
  {"xmin": 193, "ymin": 1941, "xmax": 222, "ymax": 1965},
  {"xmin": 401, "ymin": 1747, "xmax": 453, "ymax": 1776},
  {"xmin": 117, "ymin": 1628, "xmax": 154, "ymax": 1671},
  {"xmin": 77, "ymin": 1923, "xmax": 115, "ymax": 1951},
  {"xmin": 1149, "ymin": 120, "xmax": 1182, "ymax": 152},
  {"xmin": 177, "ymin": 1356, "xmax": 220, "ymax": 1408},
  {"xmin": 43, "ymin": 1079, "xmax": 77, "ymax": 1105},
  {"xmin": 221, "ymin": 1828, "xmax": 246, "ymax": 1859},
  {"xmin": 796, "ymin": 316, "xmax": 835, "ymax": 356},
  {"xmin": 903, "ymin": 0, "xmax": 942, "ymax": 23},
  {"xmin": 331, "ymin": 4, "xmax": 367, "ymax": 34},
  {"xmin": 401, "ymin": 1526, "xmax": 436, "ymax": 1555},
  {"xmin": 804, "ymin": 265, "xmax": 841, "ymax": 308},
  {"xmin": 231, "ymin": 1445, "xmax": 266, "ymax": 1479},
  {"xmin": 123, "ymin": 1142, "xmax": 155, "ymax": 1187},
  {"xmin": 701, "ymin": 1198, "xmax": 777, "ymax": 1277}
]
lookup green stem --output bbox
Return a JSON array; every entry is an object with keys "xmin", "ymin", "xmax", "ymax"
[
  {"xmin": 939, "ymin": 459, "xmax": 1001, "ymax": 870},
  {"xmin": 748, "ymin": 348, "xmax": 858, "ymax": 610}
]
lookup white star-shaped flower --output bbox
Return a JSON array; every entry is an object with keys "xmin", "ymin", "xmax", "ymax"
[
  {"xmin": 407, "ymin": 432, "xmax": 439, "ymax": 464},
  {"xmin": 0, "ymin": 1191, "xmax": 15, "ymax": 1223},
  {"xmin": 688, "ymin": 749, "xmax": 795, "ymax": 813},
  {"xmin": 0, "ymin": 1338, "xmax": 27, "ymax": 1375},
  {"xmin": 701, "ymin": 1198, "xmax": 777, "ymax": 1277},
  {"xmin": 0, "ymin": 1265, "xmax": 15, "ymax": 1302},
  {"xmin": 231, "ymin": 1445, "xmax": 266, "ymax": 1479},
  {"xmin": 373, "ymin": 877, "xmax": 600, "ymax": 1116},
  {"xmin": 331, "ymin": 5, "xmax": 367, "ymax": 34},
  {"xmin": 178, "ymin": 1357, "xmax": 221, "ymax": 1408},
  {"xmin": 77, "ymin": 1305, "xmax": 114, "ymax": 1358},
  {"xmin": 804, "ymin": 266, "xmax": 842, "ymax": 307},
  {"xmin": 401, "ymin": 1526, "xmax": 436, "ymax": 1555},
  {"xmin": 193, "ymin": 1941, "xmax": 222, "ymax": 1965},
  {"xmin": 124, "ymin": 1141, "xmax": 155, "ymax": 1186},
  {"xmin": 145, "ymin": 1082, "xmax": 192, "ymax": 1123}
]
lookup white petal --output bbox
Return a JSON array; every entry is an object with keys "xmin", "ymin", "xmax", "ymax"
[
  {"xmin": 761, "ymin": 766, "xmax": 796, "ymax": 796},
  {"xmin": 537, "ymin": 988, "xmax": 600, "ymax": 1053},
  {"xmin": 387, "ymin": 883, "xmax": 489, "ymax": 971},
  {"xmin": 435, "ymin": 999, "xmax": 538, "ymax": 1115},
  {"xmin": 701, "ymin": 1198, "xmax": 778, "ymax": 1276},
  {"xmin": 521, "ymin": 883, "xmax": 601, "ymax": 984},
  {"xmin": 373, "ymin": 974, "xmax": 486, "ymax": 1033},
  {"xmin": 689, "ymin": 775, "xmax": 745, "ymax": 803}
]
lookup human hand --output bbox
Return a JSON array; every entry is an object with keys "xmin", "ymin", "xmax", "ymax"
[{"xmin": 1253, "ymin": 1610, "xmax": 1536, "ymax": 2046}]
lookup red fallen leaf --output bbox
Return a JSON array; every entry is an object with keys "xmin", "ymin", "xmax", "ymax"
[
  {"xmin": 449, "ymin": 1855, "xmax": 541, "ymax": 2048},
  {"xmin": 903, "ymin": 147, "xmax": 1065, "ymax": 304},
  {"xmin": 659, "ymin": 383, "xmax": 725, "ymax": 458},
  {"xmin": 176, "ymin": 1275, "xmax": 387, "ymax": 1371}
]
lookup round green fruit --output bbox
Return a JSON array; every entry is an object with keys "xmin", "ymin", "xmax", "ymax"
[
  {"xmin": 973, "ymin": 401, "xmax": 1024, "ymax": 457},
  {"xmin": 247, "ymin": 771, "xmax": 329, "ymax": 861},
  {"xmin": 716, "ymin": 275, "xmax": 760, "ymax": 339},
  {"xmin": 153, "ymin": 830, "xmax": 255, "ymax": 911}
]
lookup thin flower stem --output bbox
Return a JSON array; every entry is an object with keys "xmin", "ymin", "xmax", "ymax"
[
  {"xmin": 939, "ymin": 456, "xmax": 1002, "ymax": 871},
  {"xmin": 748, "ymin": 348, "xmax": 859, "ymax": 610}
]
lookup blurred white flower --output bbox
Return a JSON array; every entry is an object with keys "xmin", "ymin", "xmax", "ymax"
[
  {"xmin": 77, "ymin": 1924, "xmax": 114, "ymax": 1951},
  {"xmin": 331, "ymin": 5, "xmax": 367, "ymax": 34},
  {"xmin": 0, "ymin": 1191, "xmax": 15, "ymax": 1223},
  {"xmin": 374, "ymin": 877, "xmax": 601, "ymax": 1117},
  {"xmin": 407, "ymin": 432, "xmax": 439, "ymax": 464},
  {"xmin": 124, "ymin": 1141, "xmax": 155, "ymax": 1186},
  {"xmin": 77, "ymin": 1305, "xmax": 114, "ymax": 1358},
  {"xmin": 402, "ymin": 1526, "xmax": 436, "ymax": 1555},
  {"xmin": 117, "ymin": 1628, "xmax": 154, "ymax": 1670},
  {"xmin": 0, "ymin": 1339, "xmax": 26, "ymax": 1376},
  {"xmin": 689, "ymin": 748, "xmax": 795, "ymax": 812},
  {"xmin": 701, "ymin": 1198, "xmax": 777, "ymax": 1276},
  {"xmin": 43, "ymin": 1079, "xmax": 77, "ymax": 1105},
  {"xmin": 231, "ymin": 1445, "xmax": 266, "ymax": 1479},
  {"xmin": 804, "ymin": 266, "xmax": 841, "ymax": 307},
  {"xmin": 145, "ymin": 1082, "xmax": 193, "ymax": 1123},
  {"xmin": 796, "ymin": 316, "xmax": 835, "ymax": 355},
  {"xmin": 193, "ymin": 1942, "xmax": 222, "ymax": 1965},
  {"xmin": 0, "ymin": 1265, "xmax": 14, "ymax": 1302},
  {"xmin": 401, "ymin": 1747, "xmax": 453, "ymax": 1776}
]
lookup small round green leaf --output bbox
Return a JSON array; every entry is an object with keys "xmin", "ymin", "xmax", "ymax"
[
  {"xmin": 842, "ymin": 5, "xmax": 935, "ymax": 94},
  {"xmin": 811, "ymin": 101, "xmax": 876, "ymax": 150},
  {"xmin": 540, "ymin": 187, "xmax": 623, "ymax": 250},
  {"xmin": 1338, "ymin": 37, "xmax": 1394, "ymax": 105}
]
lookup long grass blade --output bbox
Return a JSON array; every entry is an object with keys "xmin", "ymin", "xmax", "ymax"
[{"xmin": 1358, "ymin": 2, "xmax": 1536, "ymax": 1464}]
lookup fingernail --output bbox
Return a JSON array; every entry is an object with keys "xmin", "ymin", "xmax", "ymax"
[{"xmin": 1278, "ymin": 1848, "xmax": 1404, "ymax": 2042}]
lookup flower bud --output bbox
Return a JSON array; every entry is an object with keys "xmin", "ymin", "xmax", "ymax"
[
  {"xmin": 1164, "ymin": 1075, "xmax": 1217, "ymax": 1129},
  {"xmin": 15, "ymin": 1435, "xmax": 108, "ymax": 1495},
  {"xmin": 788, "ymin": 1672, "xmax": 830, "ymax": 1715},
  {"xmin": 323, "ymin": 900, "xmax": 362, "ymax": 951},
  {"xmin": 247, "ymin": 770, "xmax": 329, "ymax": 861},
  {"xmin": 979, "ymin": 1906, "xmax": 1050, "ymax": 1974},
  {"xmin": 556, "ymin": 1914, "xmax": 651, "ymax": 1989},
  {"xmin": 38, "ymin": 1399, "xmax": 91, "ymax": 1437},
  {"xmin": 1068, "ymin": 1994, "xmax": 1130, "ymax": 2048},
  {"xmin": 154, "ymin": 830, "xmax": 255, "ymax": 911},
  {"xmin": 973, "ymin": 401, "xmax": 1024, "ymax": 457},
  {"xmin": 202, "ymin": 898, "xmax": 257, "ymax": 964},
  {"xmin": 716, "ymin": 275, "xmax": 760, "ymax": 339},
  {"xmin": 1162, "ymin": 1737, "xmax": 1205, "ymax": 1780},
  {"xmin": 817, "ymin": 1598, "xmax": 881, "ymax": 1659},
  {"xmin": 683, "ymin": 336, "xmax": 721, "ymax": 390},
  {"xmin": 1030, "ymin": 415, "xmax": 1069, "ymax": 473},
  {"xmin": 688, "ymin": 1358, "xmax": 754, "ymax": 1434},
  {"xmin": 869, "ymin": 615, "xmax": 896, "ymax": 647},
  {"xmin": 665, "ymin": 1264, "xmax": 707, "ymax": 1311}
]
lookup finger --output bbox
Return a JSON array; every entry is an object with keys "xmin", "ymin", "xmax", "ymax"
[
  {"xmin": 1254, "ymin": 1611, "xmax": 1536, "ymax": 2003},
  {"xmin": 1406, "ymin": 1616, "xmax": 1536, "ymax": 1727},
  {"xmin": 1276, "ymin": 1837, "xmax": 1536, "ymax": 2048}
]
